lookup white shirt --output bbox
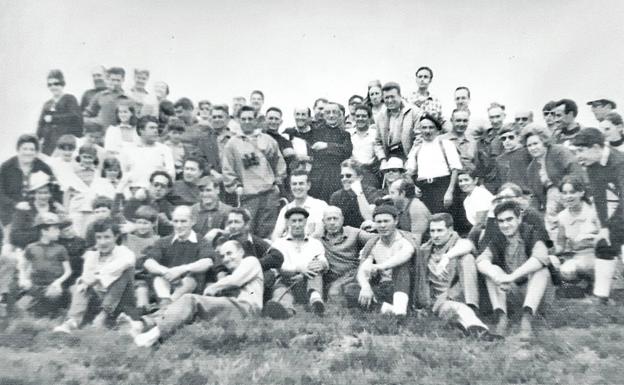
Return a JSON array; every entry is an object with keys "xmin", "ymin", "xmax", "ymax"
[
  {"xmin": 367, "ymin": 231, "xmax": 414, "ymax": 281},
  {"xmin": 271, "ymin": 196, "xmax": 328, "ymax": 240},
  {"xmin": 273, "ymin": 236, "xmax": 328, "ymax": 274},
  {"xmin": 350, "ymin": 127, "xmax": 377, "ymax": 166},
  {"xmin": 463, "ymin": 185, "xmax": 494, "ymax": 225},
  {"xmin": 81, "ymin": 245, "xmax": 136, "ymax": 290},
  {"xmin": 104, "ymin": 125, "xmax": 141, "ymax": 156},
  {"xmin": 120, "ymin": 141, "xmax": 175, "ymax": 188},
  {"xmin": 171, "ymin": 230, "xmax": 198, "ymax": 244},
  {"xmin": 407, "ymin": 137, "xmax": 463, "ymax": 180}
]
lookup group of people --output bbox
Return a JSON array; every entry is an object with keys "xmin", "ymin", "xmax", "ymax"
[{"xmin": 0, "ymin": 64, "xmax": 622, "ymax": 346}]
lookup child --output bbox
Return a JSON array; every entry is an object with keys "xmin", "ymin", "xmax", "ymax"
[
  {"xmin": 75, "ymin": 121, "xmax": 107, "ymax": 170},
  {"xmin": 123, "ymin": 205, "xmax": 160, "ymax": 313},
  {"xmin": 57, "ymin": 217, "xmax": 87, "ymax": 289},
  {"xmin": 104, "ymin": 100, "xmax": 140, "ymax": 157},
  {"xmin": 84, "ymin": 196, "xmax": 127, "ymax": 248},
  {"xmin": 163, "ymin": 118, "xmax": 187, "ymax": 178},
  {"xmin": 17, "ymin": 212, "xmax": 72, "ymax": 317}
]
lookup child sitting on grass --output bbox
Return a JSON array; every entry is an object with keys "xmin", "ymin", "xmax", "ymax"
[
  {"xmin": 123, "ymin": 205, "xmax": 160, "ymax": 313},
  {"xmin": 16, "ymin": 212, "xmax": 72, "ymax": 318}
]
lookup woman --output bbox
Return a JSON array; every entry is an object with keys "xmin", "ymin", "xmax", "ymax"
[
  {"xmin": 365, "ymin": 80, "xmax": 384, "ymax": 123},
  {"xmin": 10, "ymin": 172, "xmax": 64, "ymax": 250},
  {"xmin": 37, "ymin": 70, "xmax": 82, "ymax": 155},
  {"xmin": 0, "ymin": 135, "xmax": 58, "ymax": 227},
  {"xmin": 524, "ymin": 125, "xmax": 586, "ymax": 239},
  {"xmin": 458, "ymin": 166, "xmax": 494, "ymax": 229},
  {"xmin": 104, "ymin": 99, "xmax": 140, "ymax": 157},
  {"xmin": 555, "ymin": 176, "xmax": 600, "ymax": 283},
  {"xmin": 406, "ymin": 114, "xmax": 468, "ymax": 232}
]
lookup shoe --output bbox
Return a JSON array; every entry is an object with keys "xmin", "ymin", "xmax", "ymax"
[
  {"xmin": 495, "ymin": 315, "xmax": 509, "ymax": 336},
  {"xmin": 311, "ymin": 300, "xmax": 325, "ymax": 316},
  {"xmin": 134, "ymin": 326, "xmax": 161, "ymax": 347},
  {"xmin": 263, "ymin": 300, "xmax": 293, "ymax": 319},
  {"xmin": 53, "ymin": 319, "xmax": 79, "ymax": 334},
  {"xmin": 518, "ymin": 315, "xmax": 534, "ymax": 341},
  {"xmin": 466, "ymin": 325, "xmax": 504, "ymax": 341},
  {"xmin": 117, "ymin": 313, "xmax": 145, "ymax": 338}
]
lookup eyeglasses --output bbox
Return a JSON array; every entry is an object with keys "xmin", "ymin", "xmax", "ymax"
[
  {"xmin": 543, "ymin": 111, "xmax": 554, "ymax": 116},
  {"xmin": 152, "ymin": 182, "xmax": 168, "ymax": 188},
  {"xmin": 385, "ymin": 169, "xmax": 402, "ymax": 173},
  {"xmin": 515, "ymin": 117, "xmax": 529, "ymax": 122},
  {"xmin": 47, "ymin": 82, "xmax": 62, "ymax": 87},
  {"xmin": 340, "ymin": 173, "xmax": 353, "ymax": 179},
  {"xmin": 500, "ymin": 135, "xmax": 516, "ymax": 141}
]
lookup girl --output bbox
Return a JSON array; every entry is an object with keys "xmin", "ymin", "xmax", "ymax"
[{"xmin": 104, "ymin": 99, "xmax": 140, "ymax": 156}]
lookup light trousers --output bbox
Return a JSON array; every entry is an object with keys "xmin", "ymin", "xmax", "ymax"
[{"xmin": 484, "ymin": 265, "xmax": 553, "ymax": 314}]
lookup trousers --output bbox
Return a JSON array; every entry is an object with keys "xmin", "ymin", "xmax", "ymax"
[
  {"xmin": 484, "ymin": 265, "xmax": 554, "ymax": 314},
  {"xmin": 241, "ymin": 188, "xmax": 280, "ymax": 239},
  {"xmin": 270, "ymin": 274, "xmax": 323, "ymax": 311}
]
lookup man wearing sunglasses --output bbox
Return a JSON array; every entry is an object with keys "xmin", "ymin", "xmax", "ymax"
[
  {"xmin": 494, "ymin": 124, "xmax": 532, "ymax": 191},
  {"xmin": 541, "ymin": 101, "xmax": 558, "ymax": 131},
  {"xmin": 514, "ymin": 111, "xmax": 533, "ymax": 129},
  {"xmin": 552, "ymin": 99, "xmax": 582, "ymax": 147}
]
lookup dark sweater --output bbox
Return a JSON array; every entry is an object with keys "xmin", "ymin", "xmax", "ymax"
[
  {"xmin": 37, "ymin": 94, "xmax": 83, "ymax": 155},
  {"xmin": 585, "ymin": 147, "xmax": 624, "ymax": 227}
]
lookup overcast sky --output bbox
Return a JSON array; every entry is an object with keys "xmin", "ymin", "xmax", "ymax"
[{"xmin": 1, "ymin": 0, "xmax": 623, "ymax": 159}]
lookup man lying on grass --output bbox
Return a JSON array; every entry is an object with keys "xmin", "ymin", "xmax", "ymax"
[{"xmin": 120, "ymin": 239, "xmax": 263, "ymax": 347}]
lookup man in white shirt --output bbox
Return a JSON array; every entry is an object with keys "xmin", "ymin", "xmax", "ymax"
[
  {"xmin": 350, "ymin": 104, "xmax": 380, "ymax": 188},
  {"xmin": 54, "ymin": 218, "xmax": 136, "ymax": 333},
  {"xmin": 272, "ymin": 170, "xmax": 328, "ymax": 240},
  {"xmin": 264, "ymin": 207, "xmax": 328, "ymax": 319},
  {"xmin": 120, "ymin": 115, "xmax": 175, "ymax": 188}
]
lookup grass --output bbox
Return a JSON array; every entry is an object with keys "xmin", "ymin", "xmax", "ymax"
[{"xmin": 1, "ymin": 291, "xmax": 624, "ymax": 385}]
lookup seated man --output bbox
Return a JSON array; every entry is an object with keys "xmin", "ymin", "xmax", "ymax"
[
  {"xmin": 124, "ymin": 239, "xmax": 264, "ymax": 347},
  {"xmin": 54, "ymin": 218, "xmax": 136, "ymax": 333},
  {"xmin": 143, "ymin": 206, "xmax": 214, "ymax": 306},
  {"xmin": 264, "ymin": 208, "xmax": 328, "ymax": 319},
  {"xmin": 169, "ymin": 156, "xmax": 204, "ymax": 206},
  {"xmin": 476, "ymin": 201, "xmax": 555, "ymax": 339},
  {"xmin": 320, "ymin": 206, "xmax": 375, "ymax": 305},
  {"xmin": 123, "ymin": 170, "xmax": 175, "ymax": 237},
  {"xmin": 421, "ymin": 213, "xmax": 497, "ymax": 339},
  {"xmin": 344, "ymin": 205, "xmax": 417, "ymax": 315},
  {"xmin": 191, "ymin": 175, "xmax": 232, "ymax": 238}
]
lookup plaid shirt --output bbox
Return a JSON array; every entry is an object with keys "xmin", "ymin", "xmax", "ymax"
[{"xmin": 408, "ymin": 92, "xmax": 443, "ymax": 120}]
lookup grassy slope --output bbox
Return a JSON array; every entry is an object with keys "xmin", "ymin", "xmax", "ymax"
[{"xmin": 1, "ymin": 295, "xmax": 624, "ymax": 385}]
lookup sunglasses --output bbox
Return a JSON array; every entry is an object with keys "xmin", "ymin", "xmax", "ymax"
[
  {"xmin": 385, "ymin": 169, "xmax": 402, "ymax": 173},
  {"xmin": 340, "ymin": 173, "xmax": 354, "ymax": 179},
  {"xmin": 515, "ymin": 117, "xmax": 529, "ymax": 122},
  {"xmin": 543, "ymin": 111, "xmax": 554, "ymax": 116},
  {"xmin": 47, "ymin": 82, "xmax": 62, "ymax": 87},
  {"xmin": 500, "ymin": 135, "xmax": 516, "ymax": 141}
]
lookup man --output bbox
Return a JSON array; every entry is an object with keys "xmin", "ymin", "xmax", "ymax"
[
  {"xmin": 514, "ymin": 110, "xmax": 533, "ymax": 128},
  {"xmin": 120, "ymin": 116, "xmax": 175, "ymax": 187},
  {"xmin": 440, "ymin": 109, "xmax": 476, "ymax": 168},
  {"xmin": 284, "ymin": 107, "xmax": 315, "ymax": 160},
  {"xmin": 345, "ymin": 205, "xmax": 417, "ymax": 315},
  {"xmin": 191, "ymin": 176, "xmax": 232, "ymax": 238},
  {"xmin": 222, "ymin": 105, "xmax": 287, "ymax": 238},
  {"xmin": 320, "ymin": 206, "xmax": 375, "ymax": 305},
  {"xmin": 250, "ymin": 90, "xmax": 265, "ymax": 117},
  {"xmin": 476, "ymin": 201, "xmax": 554, "ymax": 338},
  {"xmin": 126, "ymin": 239, "xmax": 263, "ymax": 347},
  {"xmin": 54, "ymin": 218, "xmax": 136, "ymax": 333},
  {"xmin": 573, "ymin": 128, "xmax": 624, "ymax": 304},
  {"xmin": 144, "ymin": 206, "xmax": 215, "ymax": 305},
  {"xmin": 306, "ymin": 102, "xmax": 353, "ymax": 202},
  {"xmin": 264, "ymin": 107, "xmax": 296, "ymax": 165},
  {"xmin": 84, "ymin": 67, "xmax": 128, "ymax": 129},
  {"xmin": 494, "ymin": 124, "xmax": 532, "ymax": 190},
  {"xmin": 542, "ymin": 101, "xmax": 558, "ymax": 130},
  {"xmin": 196, "ymin": 104, "xmax": 233, "ymax": 177},
  {"xmin": 174, "ymin": 97, "xmax": 204, "ymax": 147},
  {"xmin": 80, "ymin": 65, "xmax": 107, "ymax": 111},
  {"xmin": 454, "ymin": 86, "xmax": 471, "ymax": 111},
  {"xmin": 587, "ymin": 98, "xmax": 617, "ymax": 123},
  {"xmin": 553, "ymin": 99, "xmax": 582, "ymax": 146},
  {"xmin": 264, "ymin": 208, "xmax": 328, "ymax": 318},
  {"xmin": 350, "ymin": 104, "xmax": 380, "ymax": 187},
  {"xmin": 129, "ymin": 69, "xmax": 150, "ymax": 115},
  {"xmin": 474, "ymin": 103, "xmax": 506, "ymax": 192},
  {"xmin": 408, "ymin": 66, "xmax": 443, "ymax": 120},
  {"xmin": 421, "ymin": 213, "xmax": 496, "ymax": 339},
  {"xmin": 170, "ymin": 156, "xmax": 204, "ymax": 206},
  {"xmin": 272, "ymin": 170, "xmax": 328, "ymax": 240},
  {"xmin": 124, "ymin": 170, "xmax": 175, "ymax": 237},
  {"xmin": 312, "ymin": 98, "xmax": 328, "ymax": 126},
  {"xmin": 345, "ymin": 95, "xmax": 364, "ymax": 131},
  {"xmin": 374, "ymin": 82, "xmax": 420, "ymax": 162},
  {"xmin": 599, "ymin": 112, "xmax": 624, "ymax": 151}
]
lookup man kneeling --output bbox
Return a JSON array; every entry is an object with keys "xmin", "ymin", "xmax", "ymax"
[
  {"xmin": 124, "ymin": 240, "xmax": 263, "ymax": 347},
  {"xmin": 477, "ymin": 201, "xmax": 554, "ymax": 339}
]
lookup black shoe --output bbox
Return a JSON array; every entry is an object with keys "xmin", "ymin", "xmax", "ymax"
[
  {"xmin": 467, "ymin": 325, "xmax": 504, "ymax": 341},
  {"xmin": 263, "ymin": 300, "xmax": 293, "ymax": 320},
  {"xmin": 311, "ymin": 300, "xmax": 325, "ymax": 316}
]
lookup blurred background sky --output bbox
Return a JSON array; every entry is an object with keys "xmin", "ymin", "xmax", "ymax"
[{"xmin": 1, "ymin": 0, "xmax": 623, "ymax": 159}]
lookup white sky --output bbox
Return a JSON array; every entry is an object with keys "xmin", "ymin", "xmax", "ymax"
[{"xmin": 1, "ymin": 0, "xmax": 623, "ymax": 159}]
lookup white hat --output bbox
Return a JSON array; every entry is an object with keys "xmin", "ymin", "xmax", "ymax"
[
  {"xmin": 27, "ymin": 171, "xmax": 52, "ymax": 192},
  {"xmin": 380, "ymin": 157, "xmax": 405, "ymax": 172}
]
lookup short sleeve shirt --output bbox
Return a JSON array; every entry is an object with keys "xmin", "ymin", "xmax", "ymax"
[{"xmin": 24, "ymin": 242, "xmax": 69, "ymax": 286}]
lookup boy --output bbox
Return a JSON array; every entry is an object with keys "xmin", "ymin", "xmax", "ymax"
[
  {"xmin": 163, "ymin": 118, "xmax": 187, "ymax": 178},
  {"xmin": 58, "ymin": 217, "xmax": 88, "ymax": 288},
  {"xmin": 75, "ymin": 121, "xmax": 107, "ymax": 169},
  {"xmin": 123, "ymin": 205, "xmax": 160, "ymax": 313},
  {"xmin": 17, "ymin": 213, "xmax": 72, "ymax": 317},
  {"xmin": 85, "ymin": 196, "xmax": 127, "ymax": 248}
]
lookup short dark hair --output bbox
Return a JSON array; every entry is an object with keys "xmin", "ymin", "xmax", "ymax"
[
  {"xmin": 134, "ymin": 205, "xmax": 159, "ymax": 223},
  {"xmin": 91, "ymin": 217, "xmax": 120, "ymax": 236},
  {"xmin": 430, "ymin": 213, "xmax": 454, "ymax": 229},
  {"xmin": 47, "ymin": 69, "xmax": 66, "ymax": 86},
  {"xmin": 137, "ymin": 115, "xmax": 159, "ymax": 135},
  {"xmin": 348, "ymin": 95, "xmax": 364, "ymax": 104},
  {"xmin": 494, "ymin": 200, "xmax": 523, "ymax": 219},
  {"xmin": 571, "ymin": 127, "xmax": 605, "ymax": 148},
  {"xmin": 92, "ymin": 196, "xmax": 114, "ymax": 210},
  {"xmin": 290, "ymin": 169, "xmax": 310, "ymax": 183},
  {"xmin": 353, "ymin": 104, "xmax": 371, "ymax": 118},
  {"xmin": 340, "ymin": 158, "xmax": 364, "ymax": 176},
  {"xmin": 228, "ymin": 207, "xmax": 251, "ymax": 224},
  {"xmin": 558, "ymin": 175, "xmax": 590, "ymax": 204},
  {"xmin": 392, "ymin": 177, "xmax": 416, "ymax": 198},
  {"xmin": 381, "ymin": 82, "xmax": 401, "ymax": 95},
  {"xmin": 16, "ymin": 134, "xmax": 39, "ymax": 152},
  {"xmin": 198, "ymin": 100, "xmax": 212, "ymax": 109},
  {"xmin": 183, "ymin": 155, "xmax": 206, "ymax": 173},
  {"xmin": 107, "ymin": 67, "xmax": 125, "ymax": 78},
  {"xmin": 166, "ymin": 117, "xmax": 186, "ymax": 132},
  {"xmin": 101, "ymin": 157, "xmax": 122, "ymax": 179},
  {"xmin": 266, "ymin": 107, "xmax": 282, "ymax": 117},
  {"xmin": 285, "ymin": 207, "xmax": 309, "ymax": 219},
  {"xmin": 211, "ymin": 104, "xmax": 229, "ymax": 115},
  {"xmin": 174, "ymin": 97, "xmax": 194, "ymax": 111},
  {"xmin": 419, "ymin": 113, "xmax": 443, "ymax": 131},
  {"xmin": 415, "ymin": 66, "xmax": 434, "ymax": 79},
  {"xmin": 237, "ymin": 105, "xmax": 257, "ymax": 118},
  {"xmin": 542, "ymin": 100, "xmax": 557, "ymax": 112},
  {"xmin": 149, "ymin": 170, "xmax": 173, "ymax": 187},
  {"xmin": 604, "ymin": 111, "xmax": 623, "ymax": 126},
  {"xmin": 455, "ymin": 86, "xmax": 470, "ymax": 98},
  {"xmin": 458, "ymin": 164, "xmax": 480, "ymax": 181},
  {"xmin": 555, "ymin": 99, "xmax": 578, "ymax": 117},
  {"xmin": 250, "ymin": 90, "xmax": 265, "ymax": 100}
]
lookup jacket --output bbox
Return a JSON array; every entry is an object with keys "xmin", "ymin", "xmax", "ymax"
[{"xmin": 374, "ymin": 104, "xmax": 421, "ymax": 160}]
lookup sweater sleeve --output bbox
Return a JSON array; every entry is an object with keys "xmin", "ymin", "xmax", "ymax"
[
  {"xmin": 221, "ymin": 142, "xmax": 241, "ymax": 194},
  {"xmin": 208, "ymin": 257, "xmax": 261, "ymax": 293},
  {"xmin": 97, "ymin": 248, "xmax": 136, "ymax": 288},
  {"xmin": 324, "ymin": 131, "xmax": 353, "ymax": 160},
  {"xmin": 255, "ymin": 237, "xmax": 284, "ymax": 270}
]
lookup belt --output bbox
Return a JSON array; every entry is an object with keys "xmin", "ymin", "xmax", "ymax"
[{"xmin": 418, "ymin": 175, "xmax": 449, "ymax": 184}]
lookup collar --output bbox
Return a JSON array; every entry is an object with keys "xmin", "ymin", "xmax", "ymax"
[
  {"xmin": 561, "ymin": 122, "xmax": 581, "ymax": 136},
  {"xmin": 352, "ymin": 128, "xmax": 371, "ymax": 137},
  {"xmin": 610, "ymin": 137, "xmax": 624, "ymax": 147},
  {"xmin": 285, "ymin": 234, "xmax": 309, "ymax": 241},
  {"xmin": 171, "ymin": 230, "xmax": 198, "ymax": 244},
  {"xmin": 600, "ymin": 146, "xmax": 611, "ymax": 166},
  {"xmin": 322, "ymin": 228, "xmax": 346, "ymax": 242},
  {"xmin": 199, "ymin": 201, "xmax": 220, "ymax": 212},
  {"xmin": 297, "ymin": 126, "xmax": 311, "ymax": 134}
]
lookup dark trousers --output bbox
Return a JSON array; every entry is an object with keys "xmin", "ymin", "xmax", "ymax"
[{"xmin": 343, "ymin": 262, "xmax": 411, "ymax": 311}]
